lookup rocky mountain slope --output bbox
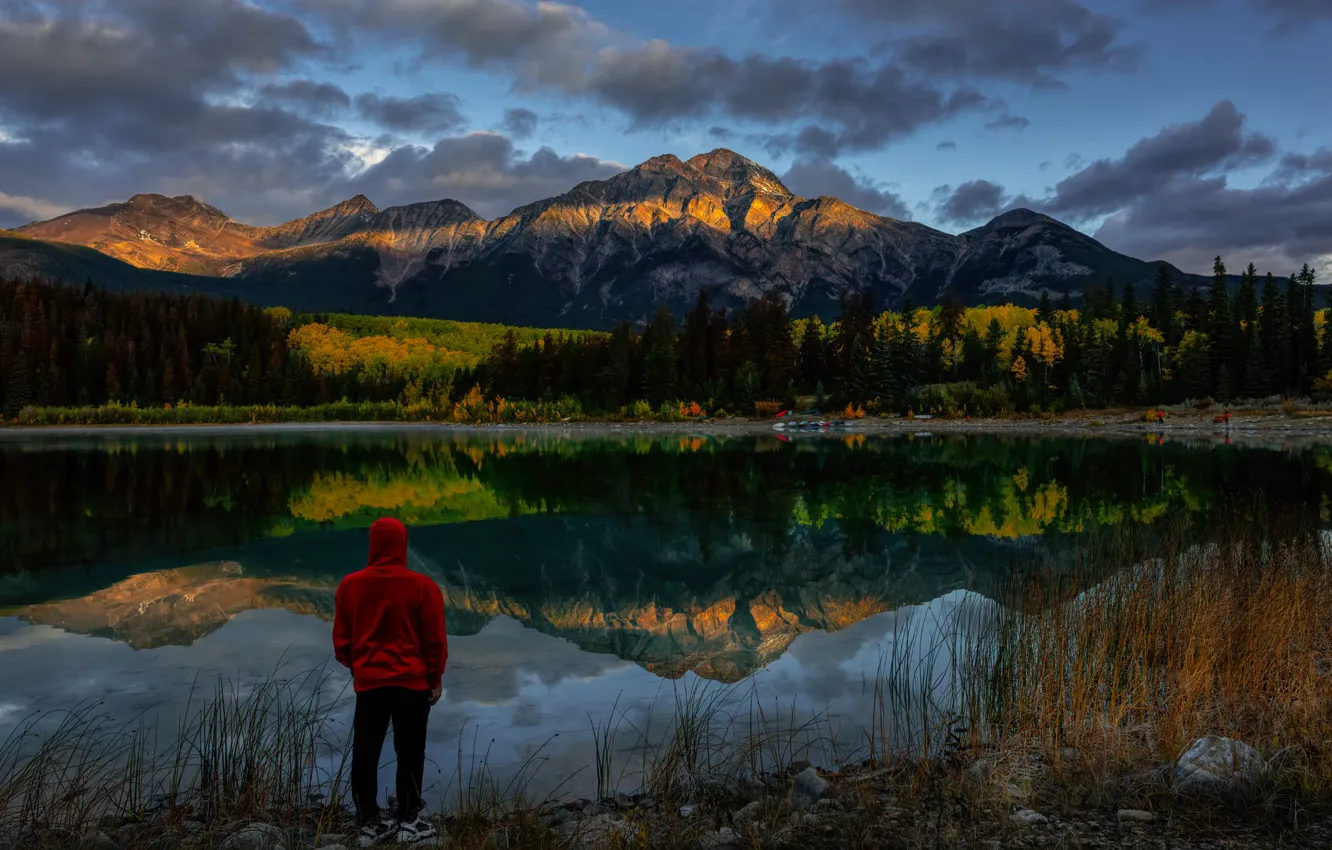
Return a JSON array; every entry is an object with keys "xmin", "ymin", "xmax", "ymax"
[{"xmin": 11, "ymin": 149, "xmax": 1200, "ymax": 327}]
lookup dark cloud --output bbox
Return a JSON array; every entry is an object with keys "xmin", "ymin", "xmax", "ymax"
[
  {"xmin": 781, "ymin": 158, "xmax": 910, "ymax": 218},
  {"xmin": 308, "ymin": 0, "xmax": 989, "ymax": 157},
  {"xmin": 1092, "ymin": 165, "xmax": 1332, "ymax": 276},
  {"xmin": 931, "ymin": 180, "xmax": 1009, "ymax": 226},
  {"xmin": 828, "ymin": 0, "xmax": 1140, "ymax": 86},
  {"xmin": 0, "ymin": 0, "xmax": 354, "ymax": 224},
  {"xmin": 1150, "ymin": 0, "xmax": 1332, "ymax": 32},
  {"xmin": 1065, "ymin": 153, "xmax": 1085, "ymax": 170},
  {"xmin": 580, "ymin": 50, "xmax": 988, "ymax": 156},
  {"xmin": 937, "ymin": 141, "xmax": 957, "ymax": 151},
  {"xmin": 708, "ymin": 126, "xmax": 735, "ymax": 140},
  {"xmin": 1039, "ymin": 161, "xmax": 1053, "ymax": 171},
  {"xmin": 500, "ymin": 107, "xmax": 539, "ymax": 139},
  {"xmin": 347, "ymin": 133, "xmax": 625, "ymax": 219},
  {"xmin": 355, "ymin": 92, "xmax": 467, "ymax": 134},
  {"xmin": 985, "ymin": 115, "xmax": 1031, "ymax": 132},
  {"xmin": 1258, "ymin": 0, "xmax": 1332, "ymax": 27},
  {"xmin": 1270, "ymin": 148, "xmax": 1332, "ymax": 183},
  {"xmin": 953, "ymin": 115, "xmax": 1331, "ymax": 275},
  {"xmin": 258, "ymin": 80, "xmax": 351, "ymax": 116},
  {"xmin": 1042, "ymin": 101, "xmax": 1276, "ymax": 220}
]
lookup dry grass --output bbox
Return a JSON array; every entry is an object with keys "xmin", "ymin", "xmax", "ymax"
[
  {"xmin": 970, "ymin": 513, "xmax": 1332, "ymax": 816},
  {"xmin": 0, "ymin": 666, "xmax": 352, "ymax": 848}
]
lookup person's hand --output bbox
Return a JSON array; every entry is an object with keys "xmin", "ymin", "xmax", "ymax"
[{"xmin": 429, "ymin": 685, "xmax": 442, "ymax": 706}]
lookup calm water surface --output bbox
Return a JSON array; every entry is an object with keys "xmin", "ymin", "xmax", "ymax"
[{"xmin": 1, "ymin": 427, "xmax": 1326, "ymax": 799}]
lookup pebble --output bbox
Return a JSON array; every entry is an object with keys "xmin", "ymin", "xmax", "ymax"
[
  {"xmin": 793, "ymin": 765, "xmax": 831, "ymax": 807},
  {"xmin": 732, "ymin": 801, "xmax": 764, "ymax": 827},
  {"xmin": 1011, "ymin": 808, "xmax": 1049, "ymax": 826},
  {"xmin": 218, "ymin": 822, "xmax": 287, "ymax": 850},
  {"xmin": 1117, "ymin": 809, "xmax": 1156, "ymax": 823},
  {"xmin": 77, "ymin": 832, "xmax": 119, "ymax": 850}
]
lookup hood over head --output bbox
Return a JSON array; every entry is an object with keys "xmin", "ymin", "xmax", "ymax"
[{"xmin": 367, "ymin": 517, "xmax": 408, "ymax": 568}]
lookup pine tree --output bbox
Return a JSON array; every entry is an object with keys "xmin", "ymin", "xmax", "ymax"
[
  {"xmin": 797, "ymin": 316, "xmax": 826, "ymax": 393},
  {"xmin": 1233, "ymin": 263, "xmax": 1258, "ymax": 394},
  {"xmin": 1208, "ymin": 257, "xmax": 1232, "ymax": 395},
  {"xmin": 847, "ymin": 333, "xmax": 873, "ymax": 405},
  {"xmin": 641, "ymin": 305, "xmax": 678, "ymax": 406},
  {"xmin": 1036, "ymin": 290, "xmax": 1054, "ymax": 326},
  {"xmin": 1119, "ymin": 282, "xmax": 1138, "ymax": 328}
]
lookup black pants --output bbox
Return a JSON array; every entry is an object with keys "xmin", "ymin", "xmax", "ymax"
[{"xmin": 351, "ymin": 686, "xmax": 430, "ymax": 824}]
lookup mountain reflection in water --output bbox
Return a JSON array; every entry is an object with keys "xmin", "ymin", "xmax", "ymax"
[{"xmin": 1, "ymin": 428, "xmax": 1328, "ymax": 796}]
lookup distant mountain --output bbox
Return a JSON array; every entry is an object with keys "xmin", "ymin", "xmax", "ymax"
[{"xmin": 9, "ymin": 149, "xmax": 1204, "ymax": 328}]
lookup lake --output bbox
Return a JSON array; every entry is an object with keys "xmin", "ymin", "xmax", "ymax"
[{"xmin": 1, "ymin": 425, "xmax": 1326, "ymax": 802}]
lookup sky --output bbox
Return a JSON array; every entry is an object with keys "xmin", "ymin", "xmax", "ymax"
[{"xmin": 0, "ymin": 0, "xmax": 1329, "ymax": 275}]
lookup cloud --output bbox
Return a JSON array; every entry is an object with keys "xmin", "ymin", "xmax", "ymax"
[
  {"xmin": 825, "ymin": 0, "xmax": 1141, "ymax": 86},
  {"xmin": 1065, "ymin": 153, "xmax": 1085, "ymax": 170},
  {"xmin": 931, "ymin": 180, "xmax": 1009, "ymax": 226},
  {"xmin": 1092, "ymin": 165, "xmax": 1332, "ymax": 276},
  {"xmin": 936, "ymin": 141, "xmax": 957, "ymax": 151},
  {"xmin": 257, "ymin": 80, "xmax": 351, "ymax": 116},
  {"xmin": 1041, "ymin": 100, "xmax": 1276, "ymax": 220},
  {"xmin": 307, "ymin": 0, "xmax": 989, "ymax": 156},
  {"xmin": 500, "ymin": 107, "xmax": 538, "ymax": 139},
  {"xmin": 347, "ymin": 132, "xmax": 626, "ymax": 219},
  {"xmin": 1151, "ymin": 0, "xmax": 1332, "ymax": 32},
  {"xmin": 781, "ymin": 158, "xmax": 910, "ymax": 218},
  {"xmin": 956, "ymin": 107, "xmax": 1332, "ymax": 275},
  {"xmin": 0, "ymin": 0, "xmax": 357, "ymax": 224},
  {"xmin": 1039, "ymin": 160, "xmax": 1052, "ymax": 171},
  {"xmin": 355, "ymin": 92, "xmax": 467, "ymax": 134},
  {"xmin": 1258, "ymin": 0, "xmax": 1332, "ymax": 28},
  {"xmin": 0, "ymin": 191, "xmax": 71, "ymax": 223},
  {"xmin": 985, "ymin": 115, "xmax": 1031, "ymax": 132}
]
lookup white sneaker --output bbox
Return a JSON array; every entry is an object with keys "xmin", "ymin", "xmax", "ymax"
[{"xmin": 396, "ymin": 814, "xmax": 438, "ymax": 844}]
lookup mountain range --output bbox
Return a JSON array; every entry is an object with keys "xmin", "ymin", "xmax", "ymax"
[
  {"xmin": 8, "ymin": 515, "xmax": 1065, "ymax": 682},
  {"xmin": 3, "ymin": 149, "xmax": 1201, "ymax": 328}
]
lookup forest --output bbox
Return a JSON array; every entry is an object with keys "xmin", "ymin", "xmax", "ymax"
[
  {"xmin": 468, "ymin": 259, "xmax": 1326, "ymax": 417},
  {"xmin": 0, "ymin": 258, "xmax": 1324, "ymax": 424},
  {"xmin": 0, "ymin": 279, "xmax": 551, "ymax": 420}
]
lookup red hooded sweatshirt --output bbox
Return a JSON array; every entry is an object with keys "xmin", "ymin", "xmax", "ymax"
[{"xmin": 333, "ymin": 518, "xmax": 448, "ymax": 693}]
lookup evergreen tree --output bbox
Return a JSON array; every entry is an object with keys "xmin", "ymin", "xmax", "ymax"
[
  {"xmin": 641, "ymin": 305, "xmax": 678, "ymax": 406},
  {"xmin": 1233, "ymin": 263, "xmax": 1258, "ymax": 394},
  {"xmin": 797, "ymin": 316, "xmax": 826, "ymax": 392},
  {"xmin": 1036, "ymin": 289, "xmax": 1054, "ymax": 326},
  {"xmin": 1207, "ymin": 256, "xmax": 1233, "ymax": 395},
  {"xmin": 1259, "ymin": 272, "xmax": 1288, "ymax": 398},
  {"xmin": 1119, "ymin": 282, "xmax": 1138, "ymax": 329},
  {"xmin": 1150, "ymin": 264, "xmax": 1175, "ymax": 344},
  {"xmin": 846, "ymin": 334, "xmax": 873, "ymax": 406}
]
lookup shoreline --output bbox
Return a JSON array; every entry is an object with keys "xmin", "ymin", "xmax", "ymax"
[{"xmin": 4, "ymin": 409, "xmax": 1332, "ymax": 444}]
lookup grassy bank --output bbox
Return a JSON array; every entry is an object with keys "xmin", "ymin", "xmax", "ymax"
[{"xmin": 4, "ymin": 515, "xmax": 1332, "ymax": 848}]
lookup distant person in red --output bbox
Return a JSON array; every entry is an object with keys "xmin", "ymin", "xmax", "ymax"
[
  {"xmin": 334, "ymin": 518, "xmax": 447, "ymax": 847},
  {"xmin": 1156, "ymin": 408, "xmax": 1165, "ymax": 425}
]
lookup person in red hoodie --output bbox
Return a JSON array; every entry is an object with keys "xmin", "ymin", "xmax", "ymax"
[{"xmin": 334, "ymin": 518, "xmax": 447, "ymax": 846}]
